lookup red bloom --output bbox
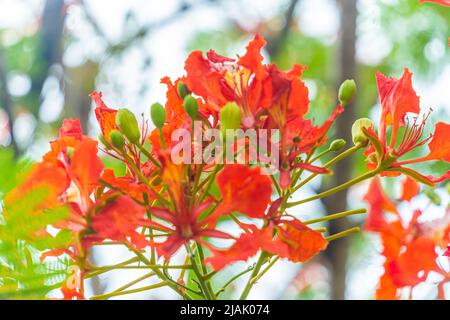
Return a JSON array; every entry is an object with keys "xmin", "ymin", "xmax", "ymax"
[
  {"xmin": 184, "ymin": 34, "xmax": 272, "ymax": 127},
  {"xmin": 364, "ymin": 69, "xmax": 450, "ymax": 186},
  {"xmin": 363, "ymin": 175, "xmax": 449, "ymax": 299}
]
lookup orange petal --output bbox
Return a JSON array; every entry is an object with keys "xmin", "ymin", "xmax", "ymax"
[
  {"xmin": 70, "ymin": 138, "xmax": 103, "ymax": 198},
  {"xmin": 425, "ymin": 122, "xmax": 450, "ymax": 162},
  {"xmin": 400, "ymin": 176, "xmax": 420, "ymax": 201},
  {"xmin": 388, "ymin": 237, "xmax": 439, "ymax": 287},
  {"xmin": 215, "ymin": 164, "xmax": 272, "ymax": 219},
  {"xmin": 90, "ymin": 91, "xmax": 118, "ymax": 137},
  {"xmin": 376, "ymin": 69, "xmax": 420, "ymax": 137},
  {"xmin": 237, "ymin": 34, "xmax": 267, "ymax": 80},
  {"xmin": 59, "ymin": 118, "xmax": 83, "ymax": 140},
  {"xmin": 364, "ymin": 178, "xmax": 398, "ymax": 232}
]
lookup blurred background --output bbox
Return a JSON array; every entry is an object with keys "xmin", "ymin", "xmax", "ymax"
[{"xmin": 0, "ymin": 0, "xmax": 449, "ymax": 299}]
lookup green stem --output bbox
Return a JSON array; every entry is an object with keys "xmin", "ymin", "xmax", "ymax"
[
  {"xmin": 291, "ymin": 144, "xmax": 361, "ymax": 194},
  {"xmin": 303, "ymin": 208, "xmax": 366, "ymax": 225},
  {"xmin": 185, "ymin": 244, "xmax": 214, "ymax": 300},
  {"xmin": 239, "ymin": 251, "xmax": 268, "ymax": 300},
  {"xmin": 90, "ymin": 282, "xmax": 167, "ymax": 300},
  {"xmin": 287, "ymin": 169, "xmax": 378, "ymax": 208},
  {"xmin": 136, "ymin": 142, "xmax": 161, "ymax": 168},
  {"xmin": 326, "ymin": 227, "xmax": 360, "ymax": 241},
  {"xmin": 251, "ymin": 256, "xmax": 279, "ymax": 284},
  {"xmin": 215, "ymin": 266, "xmax": 255, "ymax": 297}
]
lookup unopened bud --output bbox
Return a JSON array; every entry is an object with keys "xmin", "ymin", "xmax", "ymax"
[
  {"xmin": 446, "ymin": 182, "xmax": 450, "ymax": 194},
  {"xmin": 150, "ymin": 102, "xmax": 166, "ymax": 130},
  {"xmin": 329, "ymin": 139, "xmax": 346, "ymax": 152},
  {"xmin": 98, "ymin": 134, "xmax": 111, "ymax": 149},
  {"xmin": 109, "ymin": 130, "xmax": 125, "ymax": 150},
  {"xmin": 177, "ymin": 82, "xmax": 190, "ymax": 99},
  {"xmin": 220, "ymin": 102, "xmax": 241, "ymax": 135},
  {"xmin": 338, "ymin": 79, "xmax": 357, "ymax": 106},
  {"xmin": 116, "ymin": 108, "xmax": 141, "ymax": 144},
  {"xmin": 424, "ymin": 189, "xmax": 441, "ymax": 206},
  {"xmin": 183, "ymin": 95, "xmax": 198, "ymax": 120},
  {"xmin": 352, "ymin": 118, "xmax": 374, "ymax": 146}
]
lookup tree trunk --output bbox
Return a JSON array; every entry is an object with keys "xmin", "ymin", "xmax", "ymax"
[{"xmin": 323, "ymin": 0, "xmax": 358, "ymax": 300}]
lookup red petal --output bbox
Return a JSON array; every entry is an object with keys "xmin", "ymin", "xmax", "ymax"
[
  {"xmin": 214, "ymin": 164, "xmax": 272, "ymax": 219},
  {"xmin": 89, "ymin": 91, "xmax": 118, "ymax": 137},
  {"xmin": 237, "ymin": 34, "xmax": 267, "ymax": 80},
  {"xmin": 400, "ymin": 176, "xmax": 420, "ymax": 201},
  {"xmin": 388, "ymin": 237, "xmax": 439, "ymax": 287},
  {"xmin": 363, "ymin": 178, "xmax": 398, "ymax": 232},
  {"xmin": 59, "ymin": 119, "xmax": 83, "ymax": 140},
  {"xmin": 425, "ymin": 122, "xmax": 450, "ymax": 162},
  {"xmin": 292, "ymin": 162, "xmax": 331, "ymax": 174},
  {"xmin": 205, "ymin": 226, "xmax": 279, "ymax": 271},
  {"xmin": 70, "ymin": 138, "xmax": 103, "ymax": 198},
  {"xmin": 274, "ymin": 219, "xmax": 328, "ymax": 262},
  {"xmin": 91, "ymin": 196, "xmax": 146, "ymax": 246},
  {"xmin": 375, "ymin": 269, "xmax": 400, "ymax": 300},
  {"xmin": 419, "ymin": 0, "xmax": 450, "ymax": 6},
  {"xmin": 376, "ymin": 69, "xmax": 420, "ymax": 141}
]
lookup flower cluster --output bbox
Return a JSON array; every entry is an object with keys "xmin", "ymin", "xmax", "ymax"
[{"xmin": 4, "ymin": 34, "xmax": 449, "ymax": 300}]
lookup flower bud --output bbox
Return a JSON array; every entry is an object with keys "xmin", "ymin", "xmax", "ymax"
[
  {"xmin": 220, "ymin": 102, "xmax": 241, "ymax": 135},
  {"xmin": 424, "ymin": 189, "xmax": 441, "ymax": 206},
  {"xmin": 116, "ymin": 108, "xmax": 141, "ymax": 144},
  {"xmin": 109, "ymin": 130, "xmax": 125, "ymax": 150},
  {"xmin": 183, "ymin": 95, "xmax": 198, "ymax": 120},
  {"xmin": 177, "ymin": 82, "xmax": 190, "ymax": 99},
  {"xmin": 446, "ymin": 182, "xmax": 450, "ymax": 194},
  {"xmin": 150, "ymin": 102, "xmax": 166, "ymax": 130},
  {"xmin": 338, "ymin": 79, "xmax": 357, "ymax": 106},
  {"xmin": 98, "ymin": 134, "xmax": 111, "ymax": 149},
  {"xmin": 329, "ymin": 139, "xmax": 346, "ymax": 152},
  {"xmin": 351, "ymin": 118, "xmax": 374, "ymax": 146}
]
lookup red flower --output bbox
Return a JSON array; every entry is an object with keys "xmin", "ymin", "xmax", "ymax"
[
  {"xmin": 363, "ymin": 69, "xmax": 450, "ymax": 185},
  {"xmin": 363, "ymin": 176, "xmax": 448, "ymax": 299},
  {"xmin": 184, "ymin": 34, "xmax": 272, "ymax": 127}
]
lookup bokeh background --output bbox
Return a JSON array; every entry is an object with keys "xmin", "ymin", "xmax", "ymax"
[{"xmin": 0, "ymin": 0, "xmax": 449, "ymax": 299}]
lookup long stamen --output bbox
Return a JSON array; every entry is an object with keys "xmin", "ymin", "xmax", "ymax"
[{"xmin": 395, "ymin": 109, "xmax": 432, "ymax": 158}]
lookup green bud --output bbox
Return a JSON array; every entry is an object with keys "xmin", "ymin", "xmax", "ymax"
[
  {"xmin": 220, "ymin": 102, "xmax": 241, "ymax": 135},
  {"xmin": 329, "ymin": 139, "xmax": 346, "ymax": 152},
  {"xmin": 109, "ymin": 130, "xmax": 125, "ymax": 150},
  {"xmin": 424, "ymin": 189, "xmax": 441, "ymax": 206},
  {"xmin": 177, "ymin": 82, "xmax": 190, "ymax": 99},
  {"xmin": 351, "ymin": 118, "xmax": 375, "ymax": 146},
  {"xmin": 183, "ymin": 95, "xmax": 198, "ymax": 120},
  {"xmin": 338, "ymin": 79, "xmax": 357, "ymax": 106},
  {"xmin": 116, "ymin": 108, "xmax": 141, "ymax": 144},
  {"xmin": 150, "ymin": 102, "xmax": 166, "ymax": 129},
  {"xmin": 446, "ymin": 182, "xmax": 450, "ymax": 195},
  {"xmin": 98, "ymin": 134, "xmax": 111, "ymax": 149}
]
